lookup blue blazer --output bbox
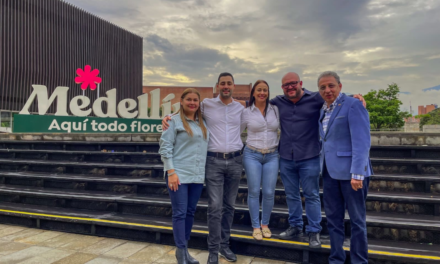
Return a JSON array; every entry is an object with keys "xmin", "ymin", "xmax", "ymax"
[{"xmin": 319, "ymin": 94, "xmax": 373, "ymax": 180}]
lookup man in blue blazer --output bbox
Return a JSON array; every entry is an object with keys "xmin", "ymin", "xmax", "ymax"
[{"xmin": 317, "ymin": 71, "xmax": 372, "ymax": 264}]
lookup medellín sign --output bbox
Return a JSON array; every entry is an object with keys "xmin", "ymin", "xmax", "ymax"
[{"xmin": 13, "ymin": 66, "xmax": 179, "ymax": 133}]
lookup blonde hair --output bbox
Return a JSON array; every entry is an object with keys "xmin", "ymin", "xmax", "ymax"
[{"xmin": 178, "ymin": 88, "xmax": 208, "ymax": 140}]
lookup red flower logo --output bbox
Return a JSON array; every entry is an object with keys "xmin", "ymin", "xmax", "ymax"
[{"xmin": 75, "ymin": 65, "xmax": 102, "ymax": 90}]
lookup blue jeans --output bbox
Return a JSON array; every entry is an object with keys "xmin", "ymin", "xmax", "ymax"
[
  {"xmin": 205, "ymin": 155, "xmax": 242, "ymax": 254},
  {"xmin": 243, "ymin": 146, "xmax": 279, "ymax": 228},
  {"xmin": 167, "ymin": 177, "xmax": 204, "ymax": 249},
  {"xmin": 279, "ymin": 156, "xmax": 322, "ymax": 234}
]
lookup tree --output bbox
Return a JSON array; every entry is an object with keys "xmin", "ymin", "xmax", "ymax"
[
  {"xmin": 363, "ymin": 83, "xmax": 410, "ymax": 129},
  {"xmin": 419, "ymin": 108, "xmax": 440, "ymax": 128}
]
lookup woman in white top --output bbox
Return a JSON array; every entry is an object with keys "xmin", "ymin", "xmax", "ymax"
[{"xmin": 240, "ymin": 80, "xmax": 280, "ymax": 240}]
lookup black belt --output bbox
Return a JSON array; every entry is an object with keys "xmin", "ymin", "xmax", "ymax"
[{"xmin": 207, "ymin": 151, "xmax": 241, "ymax": 159}]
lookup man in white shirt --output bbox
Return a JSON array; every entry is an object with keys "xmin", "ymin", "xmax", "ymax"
[{"xmin": 163, "ymin": 73, "xmax": 244, "ymax": 264}]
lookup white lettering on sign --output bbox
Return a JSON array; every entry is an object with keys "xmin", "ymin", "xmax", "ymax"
[
  {"xmin": 20, "ymin": 85, "xmax": 69, "ymax": 116},
  {"xmin": 46, "ymin": 118, "xmax": 160, "ymax": 133},
  {"xmin": 92, "ymin": 89, "xmax": 118, "ymax": 118},
  {"xmin": 19, "ymin": 85, "xmax": 177, "ymax": 120},
  {"xmin": 70, "ymin": 96, "xmax": 92, "ymax": 117}
]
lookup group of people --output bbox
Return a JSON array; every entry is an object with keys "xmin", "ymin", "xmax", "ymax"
[{"xmin": 159, "ymin": 71, "xmax": 373, "ymax": 264}]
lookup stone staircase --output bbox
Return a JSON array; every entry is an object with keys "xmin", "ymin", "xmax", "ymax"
[{"xmin": 0, "ymin": 140, "xmax": 439, "ymax": 263}]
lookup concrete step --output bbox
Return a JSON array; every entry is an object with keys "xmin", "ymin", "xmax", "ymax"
[
  {"xmin": 0, "ymin": 201, "xmax": 438, "ymax": 264},
  {"xmin": 1, "ymin": 147, "xmax": 440, "ymax": 175},
  {"xmin": 1, "ymin": 171, "xmax": 440, "ymax": 217},
  {"xmin": 0, "ymin": 158, "xmax": 163, "ymax": 178},
  {"xmin": 0, "ymin": 184, "xmax": 439, "ymax": 245},
  {"xmin": 372, "ymin": 158, "xmax": 440, "ymax": 175},
  {"xmin": 0, "ymin": 140, "xmax": 159, "ymax": 152},
  {"xmin": 1, "ymin": 140, "xmax": 439, "ymax": 160},
  {"xmin": 1, "ymin": 147, "xmax": 440, "ymax": 177},
  {"xmin": 0, "ymin": 149, "xmax": 162, "ymax": 164},
  {"xmin": 371, "ymin": 146, "xmax": 440, "ymax": 159}
]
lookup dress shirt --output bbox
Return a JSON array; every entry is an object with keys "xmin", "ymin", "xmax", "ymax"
[
  {"xmin": 322, "ymin": 93, "xmax": 364, "ymax": 180},
  {"xmin": 241, "ymin": 104, "xmax": 280, "ymax": 150},
  {"xmin": 270, "ymin": 89, "xmax": 324, "ymax": 161},
  {"xmin": 201, "ymin": 96, "xmax": 244, "ymax": 153},
  {"xmin": 159, "ymin": 114, "xmax": 209, "ymax": 184}
]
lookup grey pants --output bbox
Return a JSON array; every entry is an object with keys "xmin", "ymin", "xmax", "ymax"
[{"xmin": 205, "ymin": 155, "xmax": 242, "ymax": 254}]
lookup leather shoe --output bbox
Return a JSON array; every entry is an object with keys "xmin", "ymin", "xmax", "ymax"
[
  {"xmin": 207, "ymin": 252, "xmax": 218, "ymax": 264},
  {"xmin": 185, "ymin": 241, "xmax": 199, "ymax": 264},
  {"xmin": 308, "ymin": 232, "xmax": 321, "ymax": 248},
  {"xmin": 219, "ymin": 247, "xmax": 237, "ymax": 262},
  {"xmin": 175, "ymin": 247, "xmax": 188, "ymax": 264},
  {"xmin": 279, "ymin": 226, "xmax": 303, "ymax": 240}
]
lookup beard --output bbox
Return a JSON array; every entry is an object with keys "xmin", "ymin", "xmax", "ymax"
[
  {"xmin": 284, "ymin": 88, "xmax": 301, "ymax": 99},
  {"xmin": 220, "ymin": 89, "xmax": 232, "ymax": 99}
]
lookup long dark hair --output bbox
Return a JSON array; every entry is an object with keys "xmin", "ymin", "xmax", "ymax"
[{"xmin": 248, "ymin": 80, "xmax": 270, "ymax": 117}]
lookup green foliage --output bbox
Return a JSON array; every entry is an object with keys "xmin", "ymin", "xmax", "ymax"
[
  {"xmin": 419, "ymin": 108, "xmax": 440, "ymax": 127},
  {"xmin": 147, "ymin": 107, "xmax": 163, "ymax": 117},
  {"xmin": 364, "ymin": 83, "xmax": 410, "ymax": 129}
]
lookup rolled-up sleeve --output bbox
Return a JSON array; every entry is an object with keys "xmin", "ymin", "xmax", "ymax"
[{"xmin": 159, "ymin": 119, "xmax": 177, "ymax": 171}]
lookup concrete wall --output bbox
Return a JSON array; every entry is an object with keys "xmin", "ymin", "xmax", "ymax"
[
  {"xmin": 1, "ymin": 132, "xmax": 440, "ymax": 146},
  {"xmin": 404, "ymin": 123, "xmax": 420, "ymax": 132},
  {"xmin": 0, "ymin": 133, "xmax": 162, "ymax": 142},
  {"xmin": 423, "ymin": 125, "xmax": 440, "ymax": 133},
  {"xmin": 370, "ymin": 132, "xmax": 440, "ymax": 146}
]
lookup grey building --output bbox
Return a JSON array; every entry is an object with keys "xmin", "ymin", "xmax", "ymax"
[{"xmin": 0, "ymin": 0, "xmax": 143, "ymax": 132}]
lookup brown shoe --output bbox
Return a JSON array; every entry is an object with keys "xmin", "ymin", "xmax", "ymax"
[
  {"xmin": 261, "ymin": 227, "xmax": 272, "ymax": 238},
  {"xmin": 253, "ymin": 229, "xmax": 263, "ymax": 240}
]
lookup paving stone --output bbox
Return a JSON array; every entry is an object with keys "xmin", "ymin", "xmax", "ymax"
[
  {"xmin": 126, "ymin": 244, "xmax": 173, "ymax": 263},
  {"xmin": 84, "ymin": 256, "xmax": 122, "ymax": 264},
  {"xmin": 0, "ymin": 246, "xmax": 52, "ymax": 264},
  {"xmin": 154, "ymin": 247, "xmax": 178, "ymax": 263},
  {"xmin": 104, "ymin": 241, "xmax": 149, "ymax": 259},
  {"xmin": 220, "ymin": 254, "xmax": 254, "ymax": 264},
  {"xmin": 193, "ymin": 252, "xmax": 210, "ymax": 264},
  {"xmin": 38, "ymin": 233, "xmax": 83, "ymax": 248},
  {"xmin": 252, "ymin": 257, "xmax": 286, "ymax": 264},
  {"xmin": 79, "ymin": 238, "xmax": 126, "ymax": 255},
  {"xmin": 0, "ymin": 224, "xmax": 12, "ymax": 229},
  {"xmin": 18, "ymin": 248, "xmax": 74, "ymax": 264},
  {"xmin": 60, "ymin": 235, "xmax": 105, "ymax": 251},
  {"xmin": 0, "ymin": 241, "xmax": 31, "ymax": 256},
  {"xmin": 0, "ymin": 226, "xmax": 24, "ymax": 238},
  {"xmin": 1, "ymin": 228, "xmax": 43, "ymax": 242},
  {"xmin": 119, "ymin": 260, "xmax": 153, "ymax": 264},
  {"xmin": 17, "ymin": 230, "xmax": 63, "ymax": 244},
  {"xmin": 52, "ymin": 252, "xmax": 98, "ymax": 264}
]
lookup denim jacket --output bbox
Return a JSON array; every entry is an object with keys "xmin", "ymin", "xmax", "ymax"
[{"xmin": 159, "ymin": 113, "xmax": 209, "ymax": 184}]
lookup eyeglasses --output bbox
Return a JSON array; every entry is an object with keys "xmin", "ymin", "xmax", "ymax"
[{"xmin": 282, "ymin": 81, "xmax": 300, "ymax": 89}]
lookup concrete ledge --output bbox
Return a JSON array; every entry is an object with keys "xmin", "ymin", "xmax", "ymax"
[
  {"xmin": 2, "ymin": 132, "xmax": 440, "ymax": 146},
  {"xmin": 0, "ymin": 133, "xmax": 162, "ymax": 142},
  {"xmin": 371, "ymin": 132, "xmax": 440, "ymax": 146}
]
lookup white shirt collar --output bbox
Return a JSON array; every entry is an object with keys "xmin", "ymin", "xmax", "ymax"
[
  {"xmin": 250, "ymin": 103, "xmax": 273, "ymax": 112},
  {"xmin": 214, "ymin": 95, "xmax": 236, "ymax": 106}
]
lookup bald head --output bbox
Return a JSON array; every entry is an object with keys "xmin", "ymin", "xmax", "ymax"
[
  {"xmin": 282, "ymin": 72, "xmax": 300, "ymax": 84},
  {"xmin": 281, "ymin": 72, "xmax": 303, "ymax": 103}
]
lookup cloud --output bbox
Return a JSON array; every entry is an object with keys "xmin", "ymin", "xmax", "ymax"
[
  {"xmin": 64, "ymin": 0, "xmax": 440, "ymax": 106},
  {"xmin": 423, "ymin": 85, "xmax": 440, "ymax": 91}
]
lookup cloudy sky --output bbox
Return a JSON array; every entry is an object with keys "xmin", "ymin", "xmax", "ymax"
[{"xmin": 66, "ymin": 0, "xmax": 440, "ymax": 114}]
